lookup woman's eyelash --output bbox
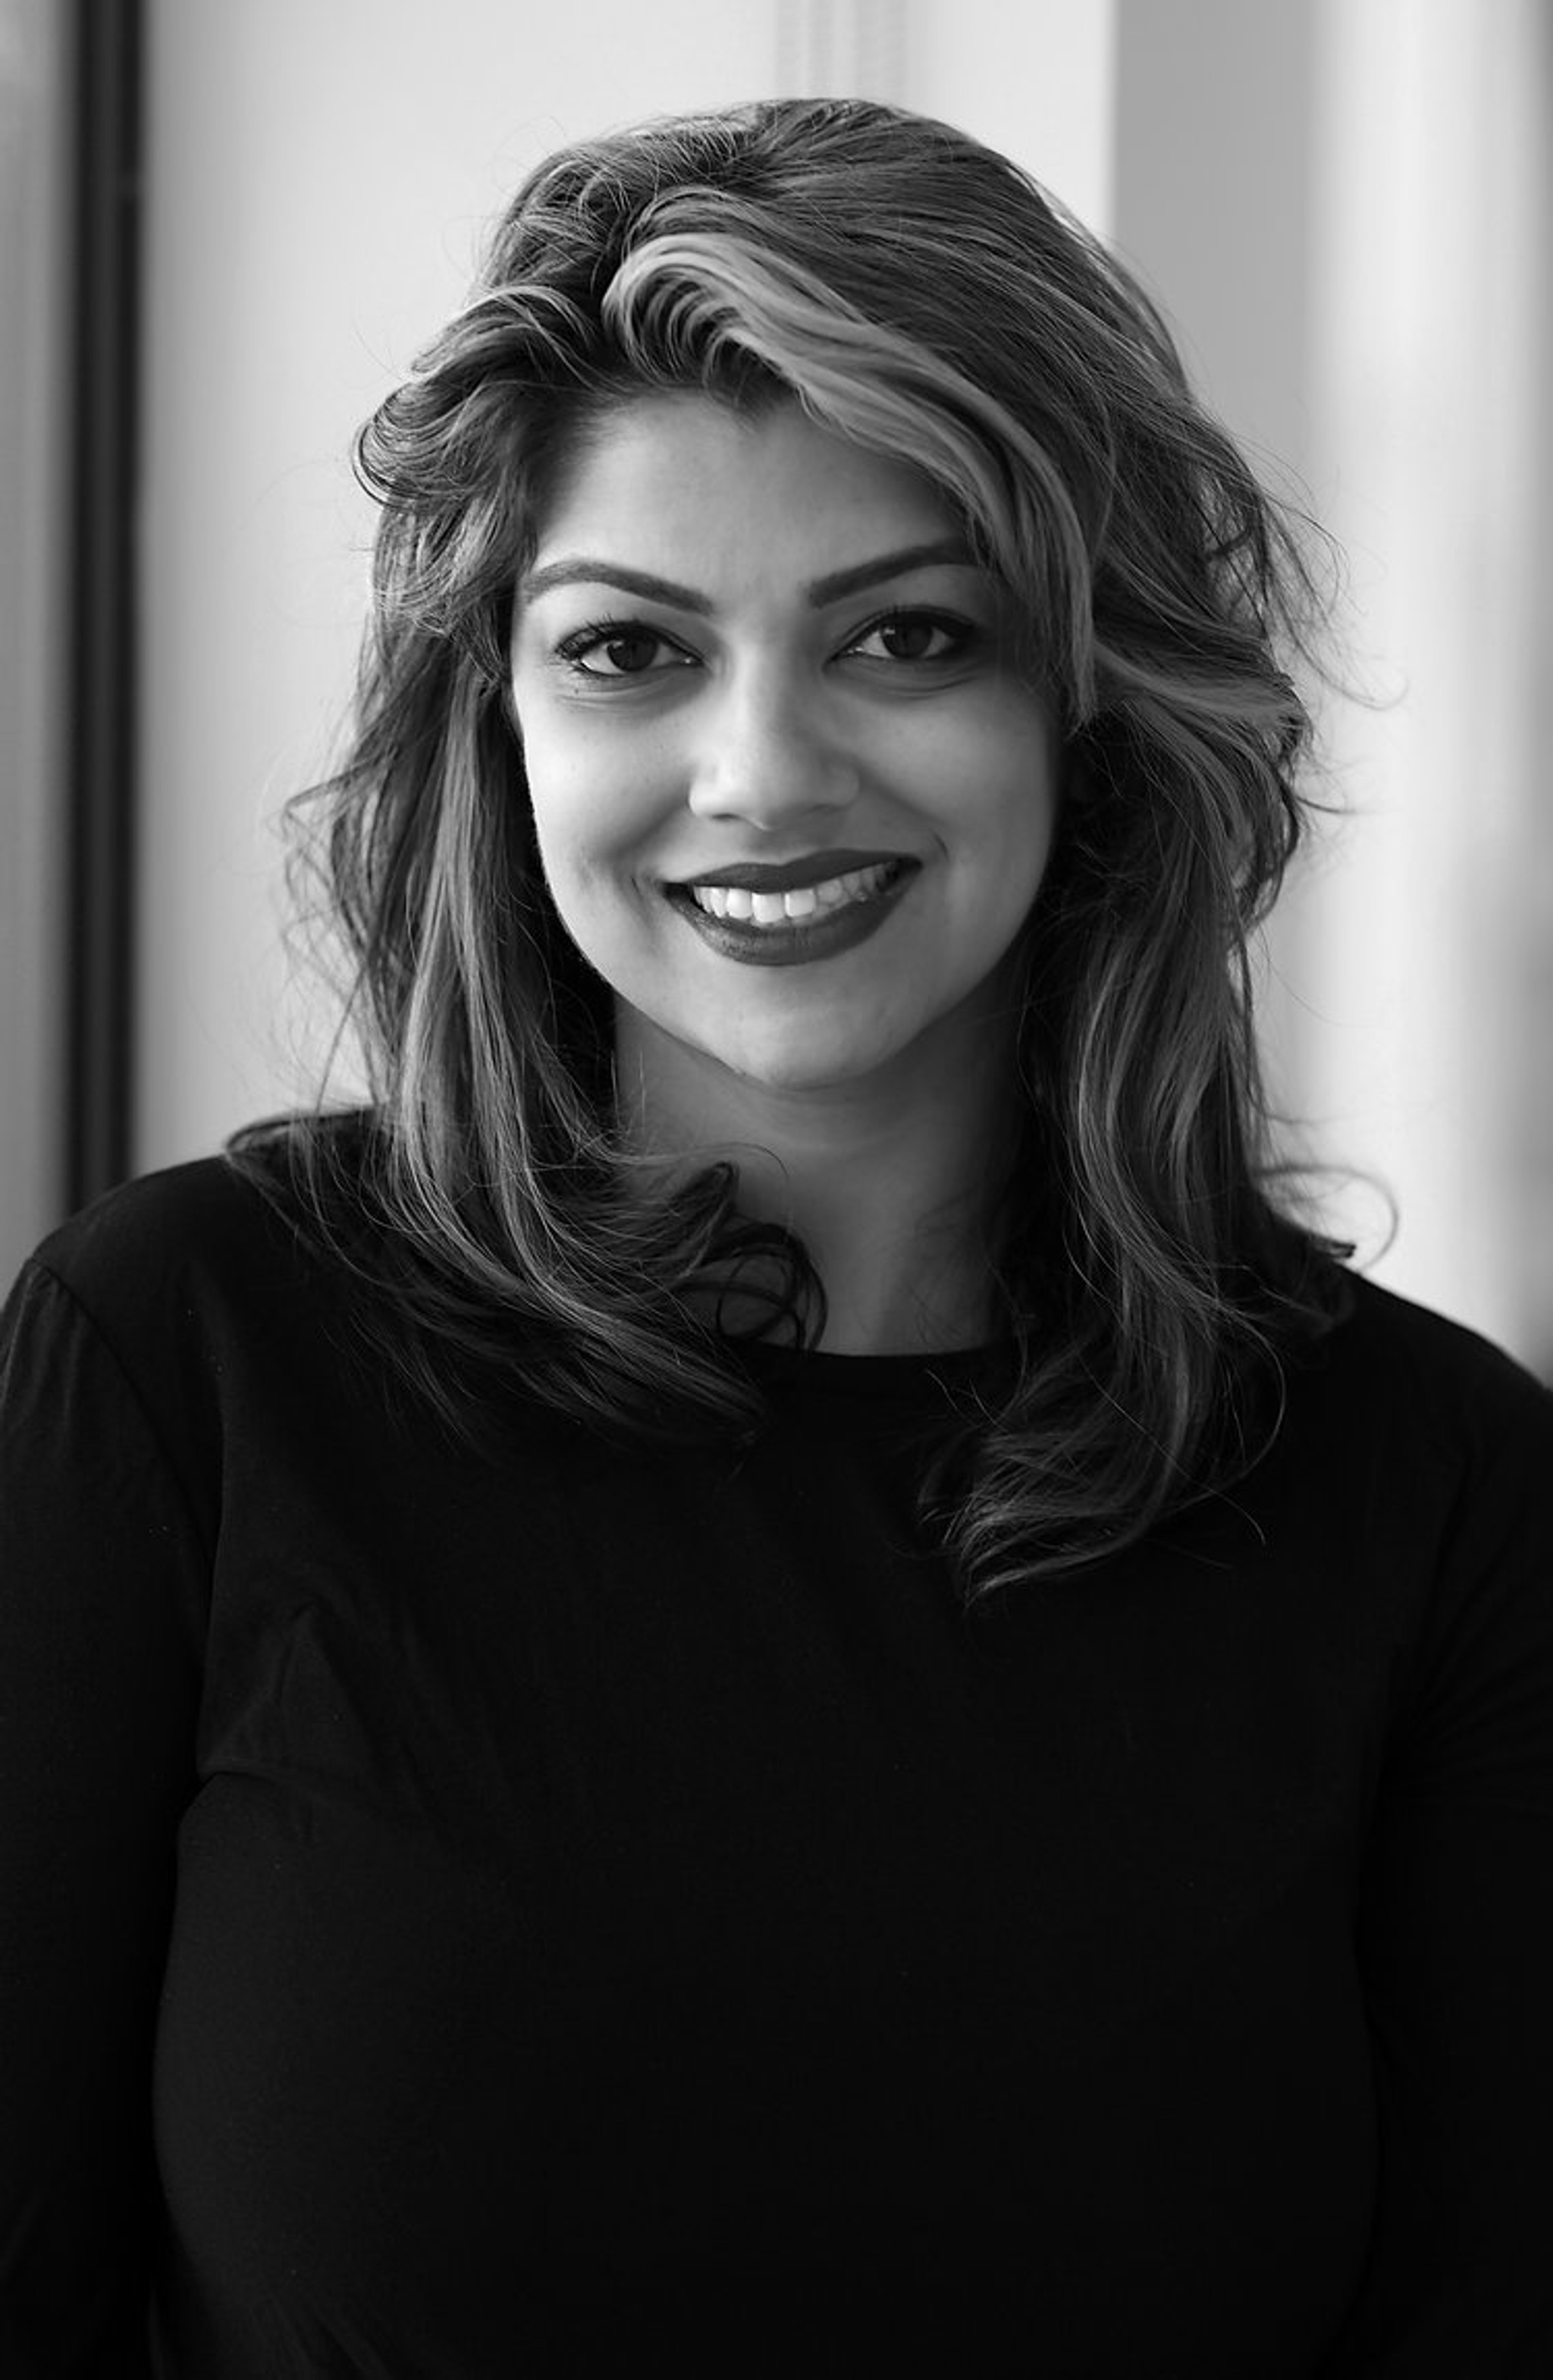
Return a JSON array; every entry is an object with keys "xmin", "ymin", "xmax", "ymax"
[
  {"xmin": 553, "ymin": 617, "xmax": 686, "ymax": 672},
  {"xmin": 551, "ymin": 605, "xmax": 978, "ymax": 677},
  {"xmin": 847, "ymin": 608, "xmax": 977, "ymax": 660}
]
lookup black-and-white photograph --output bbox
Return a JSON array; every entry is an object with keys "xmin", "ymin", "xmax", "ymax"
[{"xmin": 3, "ymin": 2, "xmax": 1551, "ymax": 2369}]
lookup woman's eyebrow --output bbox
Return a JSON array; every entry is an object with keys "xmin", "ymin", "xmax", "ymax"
[
  {"xmin": 519, "ymin": 540, "xmax": 980, "ymax": 614},
  {"xmin": 808, "ymin": 541, "xmax": 979, "ymax": 604}
]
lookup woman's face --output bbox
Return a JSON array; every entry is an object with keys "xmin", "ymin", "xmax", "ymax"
[{"xmin": 509, "ymin": 391, "xmax": 1059, "ymax": 1104}]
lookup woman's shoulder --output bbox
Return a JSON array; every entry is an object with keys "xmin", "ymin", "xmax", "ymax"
[
  {"xmin": 16, "ymin": 1111, "xmax": 376, "ymax": 1364},
  {"xmin": 31, "ymin": 1148, "xmax": 277, "ymax": 1281},
  {"xmin": 2, "ymin": 1116, "xmax": 407, "ymax": 1509},
  {"xmin": 1316, "ymin": 1266, "xmax": 1549, "ymax": 1430},
  {"xmin": 1278, "ymin": 1264, "xmax": 1553, "ymax": 1554}
]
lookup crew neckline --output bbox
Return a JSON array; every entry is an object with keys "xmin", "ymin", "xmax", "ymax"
[{"xmin": 728, "ymin": 1332, "xmax": 1019, "ymax": 1402}]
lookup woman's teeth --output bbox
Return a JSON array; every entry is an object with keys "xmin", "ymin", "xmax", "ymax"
[{"xmin": 687, "ymin": 862, "xmax": 897, "ymax": 925}]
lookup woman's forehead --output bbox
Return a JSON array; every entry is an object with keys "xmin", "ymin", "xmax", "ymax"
[{"xmin": 526, "ymin": 391, "xmax": 971, "ymax": 604}]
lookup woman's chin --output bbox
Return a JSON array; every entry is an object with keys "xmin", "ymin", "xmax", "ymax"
[{"xmin": 704, "ymin": 1025, "xmax": 909, "ymax": 1102}]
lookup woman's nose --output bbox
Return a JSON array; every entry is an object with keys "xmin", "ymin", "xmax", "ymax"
[{"xmin": 685, "ymin": 664, "xmax": 858, "ymax": 829}]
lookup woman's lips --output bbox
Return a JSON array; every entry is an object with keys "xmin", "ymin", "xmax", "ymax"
[{"xmin": 663, "ymin": 859, "xmax": 918, "ymax": 968}]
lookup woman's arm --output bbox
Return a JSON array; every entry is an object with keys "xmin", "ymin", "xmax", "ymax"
[
  {"xmin": 1321, "ymin": 1358, "xmax": 1553, "ymax": 2375},
  {"xmin": 0, "ymin": 1260, "xmax": 206, "ymax": 2378}
]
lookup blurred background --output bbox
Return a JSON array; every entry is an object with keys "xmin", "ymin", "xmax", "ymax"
[{"xmin": 4, "ymin": 0, "xmax": 1550, "ymax": 1371}]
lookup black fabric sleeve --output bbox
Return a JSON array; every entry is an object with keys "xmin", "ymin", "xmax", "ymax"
[
  {"xmin": 0, "ymin": 1261, "xmax": 207, "ymax": 2378},
  {"xmin": 1319, "ymin": 1353, "xmax": 1553, "ymax": 2376}
]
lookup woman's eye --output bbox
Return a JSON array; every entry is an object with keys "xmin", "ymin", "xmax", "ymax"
[
  {"xmin": 557, "ymin": 623, "xmax": 694, "ymax": 679},
  {"xmin": 846, "ymin": 612, "xmax": 971, "ymax": 664}
]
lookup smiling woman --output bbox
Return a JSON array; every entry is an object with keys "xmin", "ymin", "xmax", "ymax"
[
  {"xmin": 3, "ymin": 96, "xmax": 1551, "ymax": 2376},
  {"xmin": 263, "ymin": 99, "xmax": 1331, "ymax": 1525}
]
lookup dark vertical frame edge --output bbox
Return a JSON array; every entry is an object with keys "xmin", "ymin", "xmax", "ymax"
[{"xmin": 65, "ymin": 0, "xmax": 144, "ymax": 1210}]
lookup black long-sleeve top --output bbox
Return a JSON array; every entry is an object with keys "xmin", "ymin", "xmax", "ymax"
[{"xmin": 2, "ymin": 1150, "xmax": 1551, "ymax": 2375}]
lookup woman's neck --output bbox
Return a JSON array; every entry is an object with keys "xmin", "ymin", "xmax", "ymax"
[{"xmin": 613, "ymin": 1003, "xmax": 1018, "ymax": 1356}]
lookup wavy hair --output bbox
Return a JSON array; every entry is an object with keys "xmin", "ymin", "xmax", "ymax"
[{"xmin": 231, "ymin": 96, "xmax": 1348, "ymax": 1601}]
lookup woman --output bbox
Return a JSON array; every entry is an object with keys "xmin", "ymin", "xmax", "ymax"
[{"xmin": 2, "ymin": 96, "xmax": 1550, "ymax": 2375}]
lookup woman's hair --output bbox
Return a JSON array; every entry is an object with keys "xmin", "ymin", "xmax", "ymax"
[{"xmin": 232, "ymin": 94, "xmax": 1348, "ymax": 1602}]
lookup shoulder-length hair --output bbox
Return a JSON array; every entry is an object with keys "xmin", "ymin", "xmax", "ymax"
[{"xmin": 232, "ymin": 95, "xmax": 1348, "ymax": 1602}]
